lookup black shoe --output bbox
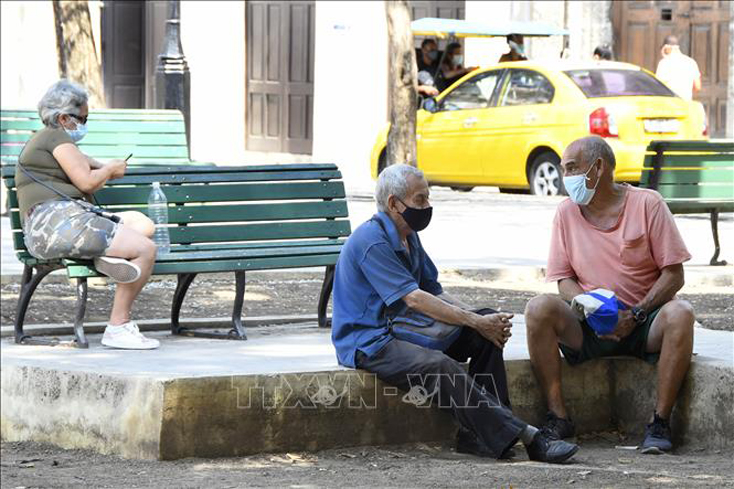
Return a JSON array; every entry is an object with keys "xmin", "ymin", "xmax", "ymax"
[
  {"xmin": 455, "ymin": 427, "xmax": 516, "ymax": 459},
  {"xmin": 525, "ymin": 432, "xmax": 579, "ymax": 464},
  {"xmin": 540, "ymin": 411, "xmax": 576, "ymax": 441},
  {"xmin": 640, "ymin": 413, "xmax": 673, "ymax": 454}
]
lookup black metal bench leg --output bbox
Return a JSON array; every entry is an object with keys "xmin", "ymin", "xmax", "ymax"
[
  {"xmin": 709, "ymin": 209, "xmax": 727, "ymax": 266},
  {"xmin": 171, "ymin": 273, "xmax": 197, "ymax": 335},
  {"xmin": 14, "ymin": 264, "xmax": 57, "ymax": 345},
  {"xmin": 73, "ymin": 278, "xmax": 89, "ymax": 348},
  {"xmin": 318, "ymin": 265, "xmax": 335, "ymax": 328},
  {"xmin": 230, "ymin": 271, "xmax": 248, "ymax": 339}
]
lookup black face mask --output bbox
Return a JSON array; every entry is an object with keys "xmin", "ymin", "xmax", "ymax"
[{"xmin": 397, "ymin": 198, "xmax": 433, "ymax": 232}]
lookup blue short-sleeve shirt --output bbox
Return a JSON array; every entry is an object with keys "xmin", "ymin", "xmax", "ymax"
[{"xmin": 331, "ymin": 212, "xmax": 443, "ymax": 367}]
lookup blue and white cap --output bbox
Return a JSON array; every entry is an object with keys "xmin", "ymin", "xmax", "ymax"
[{"xmin": 570, "ymin": 288, "xmax": 624, "ymax": 335}]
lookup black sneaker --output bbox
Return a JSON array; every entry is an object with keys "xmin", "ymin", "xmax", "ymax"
[
  {"xmin": 540, "ymin": 411, "xmax": 576, "ymax": 441},
  {"xmin": 525, "ymin": 432, "xmax": 579, "ymax": 464},
  {"xmin": 640, "ymin": 413, "xmax": 673, "ymax": 454},
  {"xmin": 456, "ymin": 427, "xmax": 516, "ymax": 459}
]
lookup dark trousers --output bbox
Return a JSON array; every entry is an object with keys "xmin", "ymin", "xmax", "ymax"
[{"xmin": 356, "ymin": 320, "xmax": 526, "ymax": 458}]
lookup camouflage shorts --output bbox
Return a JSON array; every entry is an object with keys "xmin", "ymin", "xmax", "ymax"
[{"xmin": 23, "ymin": 199, "xmax": 119, "ymax": 260}]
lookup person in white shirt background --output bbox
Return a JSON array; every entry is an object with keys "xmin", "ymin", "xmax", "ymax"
[{"xmin": 655, "ymin": 35, "xmax": 701, "ymax": 101}]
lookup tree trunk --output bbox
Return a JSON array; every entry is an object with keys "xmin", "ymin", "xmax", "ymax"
[
  {"xmin": 385, "ymin": 0, "xmax": 417, "ymax": 167},
  {"xmin": 53, "ymin": 0, "xmax": 106, "ymax": 107}
]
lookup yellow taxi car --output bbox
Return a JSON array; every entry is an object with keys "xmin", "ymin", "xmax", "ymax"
[{"xmin": 370, "ymin": 60, "xmax": 707, "ymax": 195}]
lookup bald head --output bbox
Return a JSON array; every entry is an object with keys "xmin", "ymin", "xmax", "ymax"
[
  {"xmin": 663, "ymin": 35, "xmax": 679, "ymax": 47},
  {"xmin": 565, "ymin": 136, "xmax": 616, "ymax": 169}
]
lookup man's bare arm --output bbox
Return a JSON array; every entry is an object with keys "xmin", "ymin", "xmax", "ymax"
[
  {"xmin": 557, "ymin": 278, "xmax": 585, "ymax": 302},
  {"xmin": 436, "ymin": 291, "xmax": 473, "ymax": 310},
  {"xmin": 635, "ymin": 263, "xmax": 684, "ymax": 312},
  {"xmin": 403, "ymin": 289, "xmax": 513, "ymax": 348}
]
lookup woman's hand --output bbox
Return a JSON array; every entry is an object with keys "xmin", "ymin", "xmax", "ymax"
[{"xmin": 106, "ymin": 159, "xmax": 128, "ymax": 179}]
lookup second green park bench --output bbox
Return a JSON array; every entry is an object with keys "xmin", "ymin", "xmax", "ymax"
[
  {"xmin": 1, "ymin": 108, "xmax": 200, "ymax": 166},
  {"xmin": 2, "ymin": 164, "xmax": 351, "ymax": 348},
  {"xmin": 640, "ymin": 140, "xmax": 734, "ymax": 266}
]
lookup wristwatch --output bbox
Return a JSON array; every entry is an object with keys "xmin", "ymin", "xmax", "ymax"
[{"xmin": 631, "ymin": 306, "xmax": 648, "ymax": 325}]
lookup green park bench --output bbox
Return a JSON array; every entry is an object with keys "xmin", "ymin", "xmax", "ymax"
[
  {"xmin": 1, "ymin": 163, "xmax": 350, "ymax": 348},
  {"xmin": 640, "ymin": 140, "xmax": 734, "ymax": 266},
  {"xmin": 1, "ymin": 108, "xmax": 198, "ymax": 166}
]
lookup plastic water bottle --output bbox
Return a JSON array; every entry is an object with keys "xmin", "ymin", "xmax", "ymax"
[{"xmin": 148, "ymin": 182, "xmax": 171, "ymax": 256}]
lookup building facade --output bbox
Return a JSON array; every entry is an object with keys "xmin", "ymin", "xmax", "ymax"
[{"xmin": 2, "ymin": 1, "xmax": 732, "ymax": 194}]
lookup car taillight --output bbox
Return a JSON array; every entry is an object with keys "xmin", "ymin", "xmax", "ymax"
[
  {"xmin": 589, "ymin": 107, "xmax": 618, "ymax": 138},
  {"xmin": 703, "ymin": 119, "xmax": 708, "ymax": 136}
]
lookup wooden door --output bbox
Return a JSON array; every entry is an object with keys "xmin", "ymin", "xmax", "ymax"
[
  {"xmin": 246, "ymin": 1, "xmax": 314, "ymax": 154},
  {"xmin": 613, "ymin": 0, "xmax": 730, "ymax": 137},
  {"xmin": 101, "ymin": 1, "xmax": 146, "ymax": 108}
]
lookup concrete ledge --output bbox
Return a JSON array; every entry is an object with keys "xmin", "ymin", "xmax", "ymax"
[{"xmin": 1, "ymin": 323, "xmax": 732, "ymax": 460}]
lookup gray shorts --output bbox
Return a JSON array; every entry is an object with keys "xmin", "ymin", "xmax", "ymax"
[{"xmin": 23, "ymin": 199, "xmax": 119, "ymax": 260}]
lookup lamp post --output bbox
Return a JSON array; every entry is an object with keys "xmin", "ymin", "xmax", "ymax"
[{"xmin": 155, "ymin": 0, "xmax": 191, "ymax": 155}]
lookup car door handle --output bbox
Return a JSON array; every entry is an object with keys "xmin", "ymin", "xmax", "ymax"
[
  {"xmin": 463, "ymin": 117, "xmax": 478, "ymax": 128},
  {"xmin": 523, "ymin": 113, "xmax": 538, "ymax": 124}
]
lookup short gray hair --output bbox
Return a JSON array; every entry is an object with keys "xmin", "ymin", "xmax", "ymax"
[
  {"xmin": 375, "ymin": 164, "xmax": 425, "ymax": 212},
  {"xmin": 584, "ymin": 136, "xmax": 616, "ymax": 169},
  {"xmin": 38, "ymin": 80, "xmax": 88, "ymax": 128}
]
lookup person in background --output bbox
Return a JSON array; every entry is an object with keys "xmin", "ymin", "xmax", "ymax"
[
  {"xmin": 417, "ymin": 38, "xmax": 440, "ymax": 75},
  {"xmin": 593, "ymin": 44, "xmax": 613, "ymax": 61},
  {"xmin": 499, "ymin": 34, "xmax": 528, "ymax": 62},
  {"xmin": 655, "ymin": 35, "xmax": 701, "ymax": 100},
  {"xmin": 436, "ymin": 42, "xmax": 478, "ymax": 92},
  {"xmin": 15, "ymin": 80, "xmax": 159, "ymax": 350}
]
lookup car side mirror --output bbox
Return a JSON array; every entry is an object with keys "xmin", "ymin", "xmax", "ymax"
[{"xmin": 422, "ymin": 97, "xmax": 439, "ymax": 113}]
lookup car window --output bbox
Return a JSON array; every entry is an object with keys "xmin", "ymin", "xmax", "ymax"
[
  {"xmin": 500, "ymin": 70, "xmax": 555, "ymax": 106},
  {"xmin": 441, "ymin": 71, "xmax": 502, "ymax": 111},
  {"xmin": 564, "ymin": 69, "xmax": 676, "ymax": 98}
]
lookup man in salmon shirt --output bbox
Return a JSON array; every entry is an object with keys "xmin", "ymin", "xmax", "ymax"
[{"xmin": 524, "ymin": 136, "xmax": 695, "ymax": 454}]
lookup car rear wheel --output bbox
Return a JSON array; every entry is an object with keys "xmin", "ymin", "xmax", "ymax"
[
  {"xmin": 450, "ymin": 186, "xmax": 474, "ymax": 192},
  {"xmin": 529, "ymin": 152, "xmax": 564, "ymax": 196}
]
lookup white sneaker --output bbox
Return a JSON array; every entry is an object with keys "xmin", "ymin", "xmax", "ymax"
[
  {"xmin": 101, "ymin": 321, "xmax": 160, "ymax": 350},
  {"xmin": 94, "ymin": 256, "xmax": 141, "ymax": 284}
]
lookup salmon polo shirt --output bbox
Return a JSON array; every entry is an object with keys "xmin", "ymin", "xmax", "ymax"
[{"xmin": 546, "ymin": 186, "xmax": 691, "ymax": 307}]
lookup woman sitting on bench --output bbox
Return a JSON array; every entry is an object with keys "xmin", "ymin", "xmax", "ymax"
[{"xmin": 14, "ymin": 79, "xmax": 160, "ymax": 350}]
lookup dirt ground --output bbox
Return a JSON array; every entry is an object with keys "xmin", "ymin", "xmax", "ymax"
[
  {"xmin": 1, "ymin": 269, "xmax": 732, "ymax": 488},
  {"xmin": 2, "ymin": 435, "xmax": 733, "ymax": 489},
  {"xmin": 1, "ymin": 269, "xmax": 732, "ymax": 331}
]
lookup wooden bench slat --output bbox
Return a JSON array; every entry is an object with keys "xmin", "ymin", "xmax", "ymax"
[
  {"xmin": 64, "ymin": 253, "xmax": 341, "ymax": 278},
  {"xmin": 648, "ymin": 141, "xmax": 734, "ymax": 152},
  {"xmin": 169, "ymin": 220, "xmax": 351, "ymax": 244},
  {"xmin": 2, "ymin": 120, "xmax": 186, "ymax": 133},
  {"xmin": 666, "ymin": 202, "xmax": 734, "ymax": 213},
  {"xmin": 641, "ymin": 168, "xmax": 733, "ymax": 185},
  {"xmin": 101, "ymin": 170, "xmax": 342, "ymax": 186},
  {"xmin": 655, "ymin": 184, "xmax": 734, "ymax": 200},
  {"xmin": 164, "ymin": 201, "xmax": 348, "ymax": 224},
  {"xmin": 172, "ymin": 238, "xmax": 347, "ymax": 252},
  {"xmin": 642, "ymin": 154, "xmax": 734, "ymax": 169},
  {"xmin": 0, "ymin": 144, "xmax": 190, "ymax": 158},
  {"xmin": 94, "ymin": 181, "xmax": 346, "ymax": 204}
]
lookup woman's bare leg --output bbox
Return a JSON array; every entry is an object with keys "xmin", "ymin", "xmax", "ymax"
[{"xmin": 103, "ymin": 224, "xmax": 156, "ymax": 325}]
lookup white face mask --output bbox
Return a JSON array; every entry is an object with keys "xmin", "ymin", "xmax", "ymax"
[
  {"xmin": 563, "ymin": 162, "xmax": 600, "ymax": 205},
  {"xmin": 65, "ymin": 121, "xmax": 88, "ymax": 143},
  {"xmin": 453, "ymin": 54, "xmax": 464, "ymax": 65}
]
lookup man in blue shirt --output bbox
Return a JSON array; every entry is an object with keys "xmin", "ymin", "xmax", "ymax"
[{"xmin": 332, "ymin": 164, "xmax": 579, "ymax": 463}]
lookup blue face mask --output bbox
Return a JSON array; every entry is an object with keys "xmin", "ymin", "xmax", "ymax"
[
  {"xmin": 563, "ymin": 162, "xmax": 600, "ymax": 205},
  {"xmin": 65, "ymin": 122, "xmax": 87, "ymax": 143}
]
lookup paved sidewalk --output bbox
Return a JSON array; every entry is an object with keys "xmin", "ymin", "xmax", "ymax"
[{"xmin": 3, "ymin": 188, "xmax": 732, "ymax": 281}]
